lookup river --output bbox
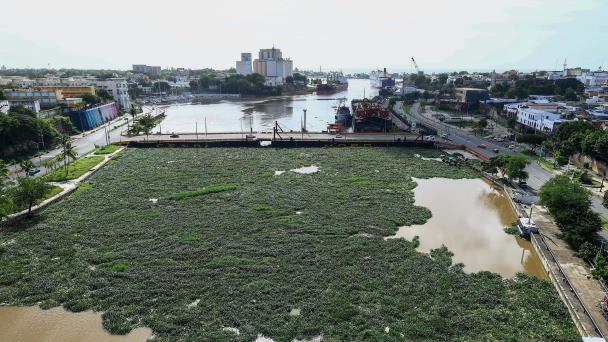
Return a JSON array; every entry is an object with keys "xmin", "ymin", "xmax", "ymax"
[
  {"xmin": 0, "ymin": 155, "xmax": 547, "ymax": 341},
  {"xmin": 390, "ymin": 177, "xmax": 546, "ymax": 279},
  {"xmin": 0, "ymin": 306, "xmax": 152, "ymax": 342},
  {"xmin": 152, "ymin": 79, "xmax": 377, "ymax": 134}
]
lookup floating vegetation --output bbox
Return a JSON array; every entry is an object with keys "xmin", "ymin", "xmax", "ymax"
[
  {"xmin": 0, "ymin": 147, "xmax": 577, "ymax": 341},
  {"xmin": 167, "ymin": 183, "xmax": 239, "ymax": 200},
  {"xmin": 504, "ymin": 221, "xmax": 520, "ymax": 235}
]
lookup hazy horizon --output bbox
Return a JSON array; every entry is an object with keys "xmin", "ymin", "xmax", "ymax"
[{"xmin": 2, "ymin": 0, "xmax": 607, "ymax": 72}]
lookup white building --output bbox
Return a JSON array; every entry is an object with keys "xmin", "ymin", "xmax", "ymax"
[
  {"xmin": 95, "ymin": 78, "xmax": 130, "ymax": 110},
  {"xmin": 236, "ymin": 53, "xmax": 252, "ymax": 76},
  {"xmin": 252, "ymin": 48, "xmax": 293, "ymax": 86},
  {"xmin": 546, "ymin": 71, "xmax": 564, "ymax": 80},
  {"xmin": 577, "ymin": 71, "xmax": 608, "ymax": 87},
  {"xmin": 516, "ymin": 108, "xmax": 566, "ymax": 133},
  {"xmin": 0, "ymin": 100, "xmax": 9, "ymax": 114}
]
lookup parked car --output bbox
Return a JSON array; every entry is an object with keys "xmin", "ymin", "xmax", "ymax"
[
  {"xmin": 492, "ymin": 148, "xmax": 500, "ymax": 153},
  {"xmin": 477, "ymin": 144, "xmax": 487, "ymax": 149},
  {"xmin": 508, "ymin": 145, "xmax": 515, "ymax": 149}
]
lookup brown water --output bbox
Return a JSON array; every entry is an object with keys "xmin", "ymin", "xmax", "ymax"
[
  {"xmin": 0, "ymin": 306, "xmax": 152, "ymax": 342},
  {"xmin": 390, "ymin": 177, "xmax": 546, "ymax": 279}
]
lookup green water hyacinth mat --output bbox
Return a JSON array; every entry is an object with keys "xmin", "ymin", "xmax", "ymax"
[{"xmin": 0, "ymin": 147, "xmax": 577, "ymax": 341}]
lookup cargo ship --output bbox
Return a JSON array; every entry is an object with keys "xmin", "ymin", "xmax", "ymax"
[
  {"xmin": 351, "ymin": 97, "xmax": 391, "ymax": 131},
  {"xmin": 327, "ymin": 100, "xmax": 352, "ymax": 132},
  {"xmin": 370, "ymin": 68, "xmax": 395, "ymax": 89},
  {"xmin": 316, "ymin": 72, "xmax": 349, "ymax": 94},
  {"xmin": 335, "ymin": 100, "xmax": 352, "ymax": 126}
]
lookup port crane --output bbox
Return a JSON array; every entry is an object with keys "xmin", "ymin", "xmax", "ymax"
[{"xmin": 411, "ymin": 57, "xmax": 423, "ymax": 75}]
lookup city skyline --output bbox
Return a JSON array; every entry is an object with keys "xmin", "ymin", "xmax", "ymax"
[{"xmin": 1, "ymin": 0, "xmax": 607, "ymax": 72}]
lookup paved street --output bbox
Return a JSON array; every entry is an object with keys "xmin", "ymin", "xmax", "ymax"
[
  {"xmin": 7, "ymin": 116, "xmax": 131, "ymax": 179},
  {"xmin": 397, "ymin": 101, "xmax": 608, "ymax": 222}
]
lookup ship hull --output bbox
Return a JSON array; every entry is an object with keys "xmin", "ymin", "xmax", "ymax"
[{"xmin": 316, "ymin": 83, "xmax": 348, "ymax": 95}]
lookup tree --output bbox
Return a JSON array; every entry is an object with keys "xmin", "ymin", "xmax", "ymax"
[
  {"xmin": 129, "ymin": 105, "xmax": 138, "ymax": 120},
  {"xmin": 285, "ymin": 76, "xmax": 294, "ymax": 84},
  {"xmin": 0, "ymin": 159, "xmax": 8, "ymax": 186},
  {"xmin": 578, "ymin": 241, "xmax": 599, "ymax": 261},
  {"xmin": 81, "ymin": 93, "xmax": 101, "ymax": 106},
  {"xmin": 478, "ymin": 118, "xmax": 488, "ymax": 129},
  {"xmin": 481, "ymin": 159, "xmax": 498, "ymax": 175},
  {"xmin": 293, "ymin": 73, "xmax": 307, "ymax": 83},
  {"xmin": 516, "ymin": 134, "xmax": 544, "ymax": 147},
  {"xmin": 153, "ymin": 82, "xmax": 171, "ymax": 93},
  {"xmin": 19, "ymin": 159, "xmax": 35, "ymax": 176},
  {"xmin": 96, "ymin": 89, "xmax": 114, "ymax": 101},
  {"xmin": 505, "ymin": 155, "xmax": 530, "ymax": 181},
  {"xmin": 12, "ymin": 176, "xmax": 50, "ymax": 216},
  {"xmin": 0, "ymin": 159, "xmax": 10, "ymax": 220},
  {"xmin": 60, "ymin": 136, "xmax": 78, "ymax": 176},
  {"xmin": 136, "ymin": 114, "xmax": 157, "ymax": 141},
  {"xmin": 539, "ymin": 175, "xmax": 601, "ymax": 249},
  {"xmin": 0, "ymin": 89, "xmax": 6, "ymax": 100},
  {"xmin": 0, "ymin": 188, "xmax": 11, "ymax": 220},
  {"xmin": 603, "ymin": 191, "xmax": 608, "ymax": 209},
  {"xmin": 491, "ymin": 155, "xmax": 510, "ymax": 178},
  {"xmin": 563, "ymin": 87, "xmax": 578, "ymax": 101}
]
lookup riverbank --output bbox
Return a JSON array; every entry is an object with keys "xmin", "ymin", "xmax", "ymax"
[{"xmin": 0, "ymin": 147, "xmax": 578, "ymax": 341}]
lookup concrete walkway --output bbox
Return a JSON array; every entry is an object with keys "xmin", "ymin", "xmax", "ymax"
[{"xmin": 531, "ymin": 204, "xmax": 608, "ymax": 338}]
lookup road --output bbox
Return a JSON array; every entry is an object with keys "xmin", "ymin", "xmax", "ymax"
[
  {"xmin": 7, "ymin": 116, "xmax": 131, "ymax": 179},
  {"xmin": 398, "ymin": 101, "xmax": 608, "ymax": 221}
]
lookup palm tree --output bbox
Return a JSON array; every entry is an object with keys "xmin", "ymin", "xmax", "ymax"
[
  {"xmin": 20, "ymin": 160, "xmax": 35, "ymax": 176},
  {"xmin": 60, "ymin": 136, "xmax": 78, "ymax": 177},
  {"xmin": 129, "ymin": 104, "xmax": 138, "ymax": 120}
]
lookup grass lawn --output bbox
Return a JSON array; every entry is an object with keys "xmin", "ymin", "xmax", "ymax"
[
  {"xmin": 8, "ymin": 184, "xmax": 63, "ymax": 214},
  {"xmin": 94, "ymin": 144, "xmax": 121, "ymax": 155},
  {"xmin": 602, "ymin": 216, "xmax": 608, "ymax": 230},
  {"xmin": 44, "ymin": 156, "xmax": 105, "ymax": 182},
  {"xmin": 0, "ymin": 147, "xmax": 578, "ymax": 341}
]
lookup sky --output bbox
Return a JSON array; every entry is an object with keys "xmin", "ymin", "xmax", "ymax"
[{"xmin": 1, "ymin": 0, "xmax": 607, "ymax": 72}]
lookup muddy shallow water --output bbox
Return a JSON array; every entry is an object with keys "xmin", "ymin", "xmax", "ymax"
[
  {"xmin": 390, "ymin": 177, "xmax": 546, "ymax": 279},
  {"xmin": 0, "ymin": 306, "xmax": 152, "ymax": 342}
]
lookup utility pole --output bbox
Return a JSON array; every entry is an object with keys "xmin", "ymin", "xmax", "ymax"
[
  {"xmin": 196, "ymin": 121, "xmax": 198, "ymax": 140},
  {"xmin": 205, "ymin": 116, "xmax": 208, "ymax": 137},
  {"xmin": 302, "ymin": 109, "xmax": 307, "ymax": 132}
]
